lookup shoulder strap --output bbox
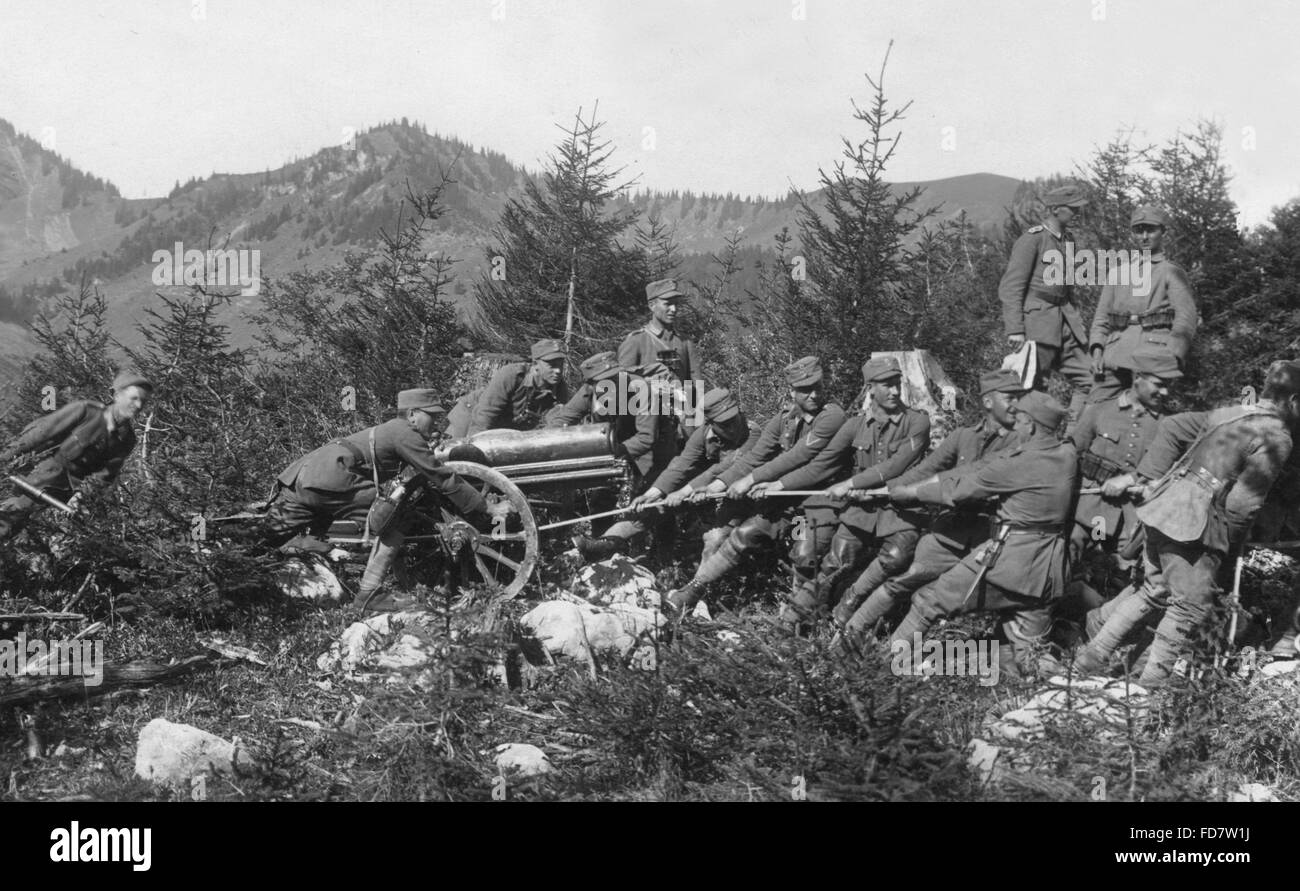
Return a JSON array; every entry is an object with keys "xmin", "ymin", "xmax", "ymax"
[{"xmin": 1155, "ymin": 404, "xmax": 1278, "ymax": 484}]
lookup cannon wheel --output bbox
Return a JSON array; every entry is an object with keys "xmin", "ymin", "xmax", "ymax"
[{"xmin": 436, "ymin": 461, "xmax": 538, "ymax": 599}]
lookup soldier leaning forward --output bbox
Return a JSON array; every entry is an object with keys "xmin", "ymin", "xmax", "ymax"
[
  {"xmin": 1087, "ymin": 205, "xmax": 1197, "ymax": 404},
  {"xmin": 1074, "ymin": 362, "xmax": 1300, "ymax": 687},
  {"xmin": 557, "ymin": 352, "xmax": 677, "ymax": 561},
  {"xmin": 1065, "ymin": 347, "xmax": 1180, "ymax": 618},
  {"xmin": 757, "ymin": 357, "xmax": 930, "ymax": 627},
  {"xmin": 452, "ymin": 338, "xmax": 570, "ymax": 438},
  {"xmin": 263, "ymin": 389, "xmax": 490, "ymax": 558},
  {"xmin": 0, "ymin": 371, "xmax": 153, "ymax": 542},
  {"xmin": 665, "ymin": 356, "xmax": 846, "ymax": 615},
  {"xmin": 834, "ymin": 368, "xmax": 1025, "ymax": 649},
  {"xmin": 887, "ymin": 392, "xmax": 1078, "ymax": 674},
  {"xmin": 998, "ymin": 183, "xmax": 1094, "ymax": 428}
]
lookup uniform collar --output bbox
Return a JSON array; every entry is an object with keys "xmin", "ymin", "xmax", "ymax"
[
  {"xmin": 1119, "ymin": 390, "xmax": 1156, "ymax": 418},
  {"xmin": 1042, "ymin": 219, "xmax": 1065, "ymax": 240},
  {"xmin": 103, "ymin": 406, "xmax": 119, "ymax": 434},
  {"xmin": 870, "ymin": 405, "xmax": 901, "ymax": 427},
  {"xmin": 646, "ymin": 319, "xmax": 674, "ymax": 339}
]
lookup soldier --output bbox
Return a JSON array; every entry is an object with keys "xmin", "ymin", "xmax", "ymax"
[
  {"xmin": 0, "ymin": 371, "xmax": 153, "ymax": 541},
  {"xmin": 463, "ymin": 339, "xmax": 569, "ymax": 436},
  {"xmin": 664, "ymin": 356, "xmax": 846, "ymax": 615},
  {"xmin": 999, "ymin": 183, "xmax": 1093, "ymax": 426},
  {"xmin": 630, "ymin": 388, "xmax": 760, "ymax": 510},
  {"xmin": 832, "ymin": 368, "xmax": 1026, "ymax": 651},
  {"xmin": 558, "ymin": 352, "xmax": 676, "ymax": 561},
  {"xmin": 756, "ymin": 357, "xmax": 930, "ymax": 625},
  {"xmin": 1064, "ymin": 347, "xmax": 1181, "ymax": 618},
  {"xmin": 263, "ymin": 389, "xmax": 494, "ymax": 564},
  {"xmin": 618, "ymin": 278, "xmax": 700, "ymax": 384},
  {"xmin": 886, "ymin": 392, "xmax": 1077, "ymax": 672},
  {"xmin": 1072, "ymin": 361, "xmax": 1300, "ymax": 686},
  {"xmin": 1087, "ymin": 205, "xmax": 1197, "ymax": 404}
]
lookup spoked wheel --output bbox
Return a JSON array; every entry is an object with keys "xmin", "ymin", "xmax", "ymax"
[{"xmin": 429, "ymin": 461, "xmax": 538, "ymax": 599}]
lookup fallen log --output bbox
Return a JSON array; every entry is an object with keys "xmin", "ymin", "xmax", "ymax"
[
  {"xmin": 0, "ymin": 654, "xmax": 215, "ymax": 708},
  {"xmin": 0, "ymin": 612, "xmax": 87, "ymax": 623}
]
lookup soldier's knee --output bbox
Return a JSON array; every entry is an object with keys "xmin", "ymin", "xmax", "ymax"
[
  {"xmin": 731, "ymin": 516, "xmax": 775, "ymax": 549},
  {"xmin": 877, "ymin": 540, "xmax": 914, "ymax": 574}
]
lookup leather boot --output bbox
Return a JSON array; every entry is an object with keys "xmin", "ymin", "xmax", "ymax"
[
  {"xmin": 841, "ymin": 585, "xmax": 894, "ymax": 635},
  {"xmin": 575, "ymin": 535, "xmax": 626, "ymax": 563},
  {"xmin": 666, "ymin": 537, "xmax": 745, "ymax": 615}
]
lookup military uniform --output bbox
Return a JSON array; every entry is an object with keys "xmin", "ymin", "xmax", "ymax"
[
  {"xmin": 1075, "ymin": 395, "xmax": 1295, "ymax": 685},
  {"xmin": 0, "ymin": 398, "xmax": 140, "ymax": 541},
  {"xmin": 998, "ymin": 184, "xmax": 1093, "ymax": 422},
  {"xmin": 838, "ymin": 369, "xmax": 1025, "ymax": 637},
  {"xmin": 667, "ymin": 357, "xmax": 846, "ymax": 611},
  {"xmin": 781, "ymin": 358, "xmax": 930, "ymax": 619},
  {"xmin": 264, "ymin": 393, "xmax": 487, "ymax": 556},
  {"xmin": 618, "ymin": 320, "xmax": 700, "ymax": 386},
  {"xmin": 649, "ymin": 389, "xmax": 759, "ymax": 496},
  {"xmin": 889, "ymin": 392, "xmax": 1078, "ymax": 664},
  {"xmin": 1087, "ymin": 205, "xmax": 1198, "ymax": 403}
]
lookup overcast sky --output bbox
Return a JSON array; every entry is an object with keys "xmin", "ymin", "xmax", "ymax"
[{"xmin": 1, "ymin": 0, "xmax": 1296, "ymax": 226}]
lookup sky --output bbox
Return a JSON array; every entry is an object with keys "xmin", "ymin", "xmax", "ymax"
[{"xmin": 1, "ymin": 0, "xmax": 1296, "ymax": 227}]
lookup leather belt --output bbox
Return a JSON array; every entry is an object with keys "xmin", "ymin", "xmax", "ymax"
[{"xmin": 1029, "ymin": 285, "xmax": 1070, "ymax": 306}]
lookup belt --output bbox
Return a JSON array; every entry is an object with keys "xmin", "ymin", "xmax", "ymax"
[
  {"xmin": 996, "ymin": 521, "xmax": 1064, "ymax": 535},
  {"xmin": 1187, "ymin": 464, "xmax": 1227, "ymax": 496},
  {"xmin": 1107, "ymin": 308, "xmax": 1175, "ymax": 330},
  {"xmin": 1028, "ymin": 285, "xmax": 1070, "ymax": 307}
]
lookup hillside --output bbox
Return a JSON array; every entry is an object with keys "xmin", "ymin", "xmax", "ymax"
[{"xmin": 0, "ymin": 117, "xmax": 1022, "ymax": 392}]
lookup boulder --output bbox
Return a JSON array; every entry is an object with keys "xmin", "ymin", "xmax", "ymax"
[
  {"xmin": 495, "ymin": 743, "xmax": 551, "ymax": 778},
  {"xmin": 274, "ymin": 559, "xmax": 345, "ymax": 604},
  {"xmin": 134, "ymin": 718, "xmax": 254, "ymax": 788},
  {"xmin": 520, "ymin": 599, "xmax": 666, "ymax": 677},
  {"xmin": 316, "ymin": 610, "xmax": 439, "ymax": 673},
  {"xmin": 571, "ymin": 555, "xmax": 661, "ymax": 608},
  {"xmin": 1229, "ymin": 783, "xmax": 1278, "ymax": 802},
  {"xmin": 989, "ymin": 676, "xmax": 1149, "ymax": 741}
]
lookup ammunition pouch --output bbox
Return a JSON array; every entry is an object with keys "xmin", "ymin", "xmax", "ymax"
[
  {"xmin": 1079, "ymin": 450, "xmax": 1128, "ymax": 484},
  {"xmin": 1107, "ymin": 307, "xmax": 1175, "ymax": 331}
]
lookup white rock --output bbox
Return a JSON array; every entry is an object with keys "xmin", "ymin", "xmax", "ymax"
[
  {"xmin": 1230, "ymin": 783, "xmax": 1278, "ymax": 802},
  {"xmin": 966, "ymin": 738, "xmax": 1002, "ymax": 785},
  {"xmin": 1260, "ymin": 659, "xmax": 1300, "ymax": 678},
  {"xmin": 495, "ymin": 743, "xmax": 551, "ymax": 778},
  {"xmin": 316, "ymin": 610, "xmax": 438, "ymax": 673},
  {"xmin": 274, "ymin": 559, "xmax": 345, "ymax": 604},
  {"xmin": 373, "ymin": 633, "xmax": 436, "ymax": 670},
  {"xmin": 572, "ymin": 555, "xmax": 662, "ymax": 608},
  {"xmin": 53, "ymin": 741, "xmax": 87, "ymax": 758},
  {"xmin": 134, "ymin": 718, "xmax": 254, "ymax": 788},
  {"xmin": 520, "ymin": 599, "xmax": 667, "ymax": 675},
  {"xmin": 989, "ymin": 677, "xmax": 1149, "ymax": 741}
]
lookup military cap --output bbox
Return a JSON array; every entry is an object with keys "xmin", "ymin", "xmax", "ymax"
[
  {"xmin": 861, "ymin": 356, "xmax": 902, "ymax": 383},
  {"xmin": 645, "ymin": 278, "xmax": 685, "ymax": 303},
  {"xmin": 1015, "ymin": 391, "xmax": 1066, "ymax": 430},
  {"xmin": 701, "ymin": 387, "xmax": 740, "ymax": 423},
  {"xmin": 980, "ymin": 368, "xmax": 1028, "ymax": 396},
  {"xmin": 1127, "ymin": 346, "xmax": 1183, "ymax": 380},
  {"xmin": 1130, "ymin": 204, "xmax": 1169, "ymax": 228},
  {"xmin": 112, "ymin": 371, "xmax": 153, "ymax": 393},
  {"xmin": 579, "ymin": 351, "xmax": 623, "ymax": 383},
  {"xmin": 397, "ymin": 388, "xmax": 445, "ymax": 412},
  {"xmin": 531, "ymin": 338, "xmax": 567, "ymax": 361},
  {"xmin": 784, "ymin": 356, "xmax": 824, "ymax": 388},
  {"xmin": 1042, "ymin": 183, "xmax": 1089, "ymax": 209}
]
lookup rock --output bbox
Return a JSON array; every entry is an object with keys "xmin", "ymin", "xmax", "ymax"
[
  {"xmin": 52, "ymin": 741, "xmax": 87, "ymax": 758},
  {"xmin": 1260, "ymin": 659, "xmax": 1299, "ymax": 678},
  {"xmin": 572, "ymin": 555, "xmax": 661, "ymax": 608},
  {"xmin": 134, "ymin": 718, "xmax": 254, "ymax": 788},
  {"xmin": 966, "ymin": 738, "xmax": 1003, "ymax": 785},
  {"xmin": 494, "ymin": 743, "xmax": 551, "ymax": 778},
  {"xmin": 316, "ymin": 610, "xmax": 439, "ymax": 673},
  {"xmin": 989, "ymin": 677, "xmax": 1149, "ymax": 741},
  {"xmin": 274, "ymin": 559, "xmax": 345, "ymax": 604},
  {"xmin": 1230, "ymin": 782, "xmax": 1278, "ymax": 802},
  {"xmin": 520, "ymin": 599, "xmax": 666, "ymax": 676}
]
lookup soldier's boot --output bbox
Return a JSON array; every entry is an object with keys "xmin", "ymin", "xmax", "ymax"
[
  {"xmin": 831, "ymin": 556, "xmax": 893, "ymax": 626},
  {"xmin": 575, "ymin": 534, "xmax": 627, "ymax": 563},
  {"xmin": 666, "ymin": 538, "xmax": 745, "ymax": 616},
  {"xmin": 1137, "ymin": 601, "xmax": 1211, "ymax": 688},
  {"xmin": 1073, "ymin": 591, "xmax": 1159, "ymax": 675},
  {"xmin": 699, "ymin": 526, "xmax": 729, "ymax": 563}
]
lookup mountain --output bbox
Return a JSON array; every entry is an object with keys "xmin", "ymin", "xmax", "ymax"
[{"xmin": 0, "ymin": 117, "xmax": 1024, "ymax": 392}]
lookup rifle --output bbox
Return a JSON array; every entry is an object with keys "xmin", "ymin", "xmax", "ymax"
[{"xmin": 960, "ymin": 524, "xmax": 1012, "ymax": 608}]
